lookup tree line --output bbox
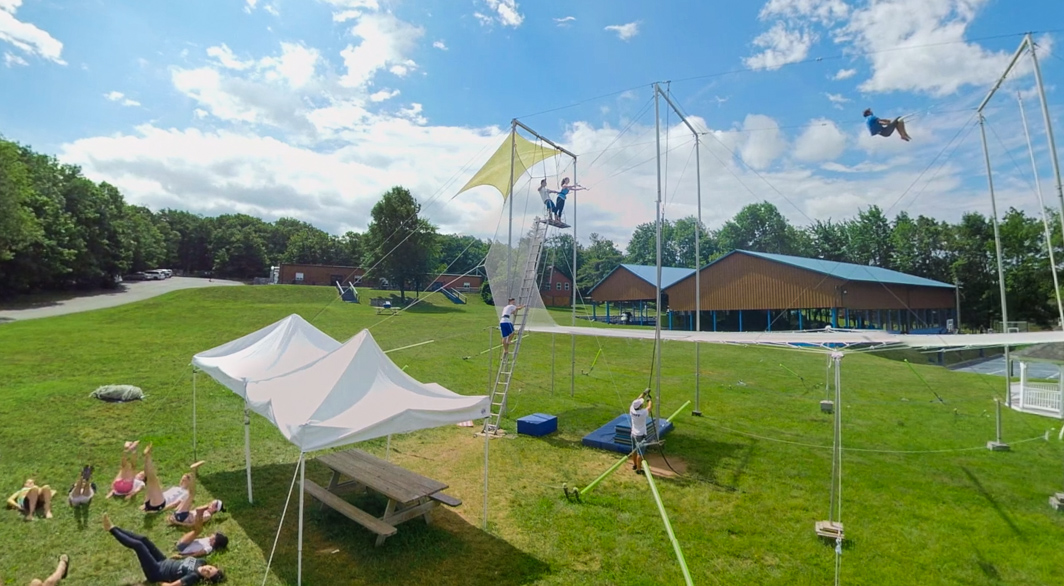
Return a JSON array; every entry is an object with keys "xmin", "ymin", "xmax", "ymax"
[{"xmin": 3, "ymin": 136, "xmax": 1058, "ymax": 328}]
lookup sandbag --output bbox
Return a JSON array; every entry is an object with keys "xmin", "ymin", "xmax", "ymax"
[{"xmin": 90, "ymin": 384, "xmax": 145, "ymax": 402}]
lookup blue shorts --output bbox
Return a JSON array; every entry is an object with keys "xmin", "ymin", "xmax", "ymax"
[
  {"xmin": 544, "ymin": 200, "xmax": 556, "ymax": 213},
  {"xmin": 500, "ymin": 322, "xmax": 514, "ymax": 338}
]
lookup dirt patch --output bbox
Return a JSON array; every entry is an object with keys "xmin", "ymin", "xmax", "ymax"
[{"xmin": 645, "ymin": 452, "xmax": 688, "ymax": 479}]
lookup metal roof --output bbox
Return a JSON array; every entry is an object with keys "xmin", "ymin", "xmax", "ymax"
[
  {"xmin": 619, "ymin": 264, "xmax": 697, "ymax": 290},
  {"xmin": 737, "ymin": 250, "xmax": 955, "ymax": 289}
]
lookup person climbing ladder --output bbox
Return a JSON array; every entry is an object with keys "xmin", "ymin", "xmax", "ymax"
[{"xmin": 864, "ymin": 108, "xmax": 911, "ymax": 142}]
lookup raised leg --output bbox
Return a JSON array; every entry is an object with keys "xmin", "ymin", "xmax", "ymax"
[
  {"xmin": 141, "ymin": 444, "xmax": 165, "ymax": 510},
  {"xmin": 41, "ymin": 554, "xmax": 68, "ymax": 586},
  {"xmin": 23, "ymin": 486, "xmax": 40, "ymax": 520},
  {"xmin": 39, "ymin": 485, "xmax": 54, "ymax": 519}
]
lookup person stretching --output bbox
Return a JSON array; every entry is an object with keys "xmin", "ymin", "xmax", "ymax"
[
  {"xmin": 29, "ymin": 555, "xmax": 69, "ymax": 586},
  {"xmin": 174, "ymin": 507, "xmax": 229, "ymax": 558},
  {"xmin": 169, "ymin": 462, "xmax": 224, "ymax": 527},
  {"xmin": 141, "ymin": 444, "xmax": 196, "ymax": 513},
  {"xmin": 551, "ymin": 177, "xmax": 587, "ymax": 226},
  {"xmin": 7, "ymin": 478, "xmax": 54, "ymax": 521},
  {"xmin": 107, "ymin": 441, "xmax": 146, "ymax": 500},
  {"xmin": 68, "ymin": 465, "xmax": 96, "ymax": 507},
  {"xmin": 103, "ymin": 514, "xmax": 226, "ymax": 585}
]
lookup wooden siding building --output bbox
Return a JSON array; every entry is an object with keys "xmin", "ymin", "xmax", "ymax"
[
  {"xmin": 665, "ymin": 250, "xmax": 957, "ymax": 333},
  {"xmin": 540, "ymin": 266, "xmax": 572, "ymax": 307},
  {"xmin": 587, "ymin": 264, "xmax": 695, "ymax": 324}
]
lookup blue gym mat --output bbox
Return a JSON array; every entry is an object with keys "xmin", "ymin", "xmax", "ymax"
[{"xmin": 581, "ymin": 414, "xmax": 674, "ymax": 453}]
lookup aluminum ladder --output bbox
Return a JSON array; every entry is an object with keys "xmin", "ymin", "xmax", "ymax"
[{"xmin": 483, "ymin": 218, "xmax": 550, "ymax": 435}]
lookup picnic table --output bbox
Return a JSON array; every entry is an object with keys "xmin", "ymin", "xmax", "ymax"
[{"xmin": 305, "ymin": 448, "xmax": 462, "ymax": 546}]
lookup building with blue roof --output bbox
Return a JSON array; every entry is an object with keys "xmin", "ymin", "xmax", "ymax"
[
  {"xmin": 663, "ymin": 250, "xmax": 957, "ymax": 333},
  {"xmin": 587, "ymin": 263, "xmax": 696, "ymax": 326}
]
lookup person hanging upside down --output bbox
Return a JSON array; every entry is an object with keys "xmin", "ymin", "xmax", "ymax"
[
  {"xmin": 103, "ymin": 514, "xmax": 226, "ymax": 585},
  {"xmin": 864, "ymin": 108, "xmax": 911, "ymax": 142},
  {"xmin": 169, "ymin": 462, "xmax": 224, "ymax": 527},
  {"xmin": 551, "ymin": 177, "xmax": 587, "ymax": 226},
  {"xmin": 499, "ymin": 297, "xmax": 524, "ymax": 355},
  {"xmin": 629, "ymin": 390, "xmax": 653, "ymax": 475},
  {"xmin": 174, "ymin": 506, "xmax": 229, "ymax": 558},
  {"xmin": 538, "ymin": 178, "xmax": 558, "ymax": 223},
  {"xmin": 7, "ymin": 478, "xmax": 55, "ymax": 521},
  {"xmin": 140, "ymin": 444, "xmax": 196, "ymax": 513},
  {"xmin": 107, "ymin": 441, "xmax": 146, "ymax": 500}
]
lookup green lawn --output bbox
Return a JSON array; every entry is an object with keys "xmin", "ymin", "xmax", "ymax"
[{"xmin": 1, "ymin": 286, "xmax": 1062, "ymax": 585}]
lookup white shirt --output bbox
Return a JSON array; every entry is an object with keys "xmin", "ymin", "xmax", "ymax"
[
  {"xmin": 163, "ymin": 486, "xmax": 189, "ymax": 506},
  {"xmin": 630, "ymin": 406, "xmax": 649, "ymax": 437},
  {"xmin": 178, "ymin": 537, "xmax": 213, "ymax": 557},
  {"xmin": 538, "ymin": 185, "xmax": 552, "ymax": 203},
  {"xmin": 501, "ymin": 304, "xmax": 517, "ymax": 324}
]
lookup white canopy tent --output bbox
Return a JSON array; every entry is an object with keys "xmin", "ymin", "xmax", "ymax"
[
  {"xmin": 192, "ymin": 314, "xmax": 342, "ymax": 503},
  {"xmin": 192, "ymin": 316, "xmax": 489, "ymax": 585}
]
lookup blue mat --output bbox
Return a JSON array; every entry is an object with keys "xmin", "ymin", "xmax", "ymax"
[{"xmin": 581, "ymin": 414, "xmax": 674, "ymax": 453}]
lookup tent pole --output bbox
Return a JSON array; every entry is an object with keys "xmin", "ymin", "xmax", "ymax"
[
  {"xmin": 244, "ymin": 403, "xmax": 254, "ymax": 504},
  {"xmin": 482, "ymin": 417, "xmax": 490, "ymax": 530},
  {"xmin": 487, "ymin": 326, "xmax": 493, "ymax": 394},
  {"xmin": 298, "ymin": 452, "xmax": 305, "ymax": 586},
  {"xmin": 551, "ymin": 333, "xmax": 556, "ymax": 395},
  {"xmin": 385, "ymin": 434, "xmax": 392, "ymax": 461},
  {"xmin": 192, "ymin": 368, "xmax": 197, "ymax": 461}
]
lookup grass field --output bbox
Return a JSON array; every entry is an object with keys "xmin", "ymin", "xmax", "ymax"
[{"xmin": 1, "ymin": 285, "xmax": 1063, "ymax": 585}]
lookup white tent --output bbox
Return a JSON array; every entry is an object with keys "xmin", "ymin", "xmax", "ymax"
[
  {"xmin": 193, "ymin": 317, "xmax": 489, "ymax": 585},
  {"xmin": 192, "ymin": 314, "xmax": 342, "ymax": 502}
]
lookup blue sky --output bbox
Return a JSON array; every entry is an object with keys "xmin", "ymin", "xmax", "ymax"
[{"xmin": 2, "ymin": 0, "xmax": 1064, "ymax": 248}]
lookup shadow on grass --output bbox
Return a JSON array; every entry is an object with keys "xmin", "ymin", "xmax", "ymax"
[
  {"xmin": 0, "ymin": 284, "xmax": 130, "ymax": 310},
  {"xmin": 201, "ymin": 463, "xmax": 551, "ymax": 586},
  {"xmin": 663, "ymin": 435, "xmax": 748, "ymax": 491},
  {"xmin": 403, "ymin": 301, "xmax": 466, "ymax": 314},
  {"xmin": 960, "ymin": 466, "xmax": 1023, "ymax": 539}
]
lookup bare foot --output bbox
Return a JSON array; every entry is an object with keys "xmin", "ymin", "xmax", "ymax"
[
  {"xmin": 143, "ymin": 443, "xmax": 153, "ymax": 456},
  {"xmin": 126, "ymin": 440, "xmax": 140, "ymax": 452},
  {"xmin": 24, "ymin": 514, "xmax": 35, "ymax": 522},
  {"xmin": 190, "ymin": 461, "xmax": 206, "ymax": 471},
  {"xmin": 102, "ymin": 513, "xmax": 113, "ymax": 531},
  {"xmin": 45, "ymin": 510, "xmax": 53, "ymax": 519}
]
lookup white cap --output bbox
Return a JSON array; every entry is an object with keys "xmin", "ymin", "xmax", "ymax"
[{"xmin": 631, "ymin": 398, "xmax": 644, "ymax": 410}]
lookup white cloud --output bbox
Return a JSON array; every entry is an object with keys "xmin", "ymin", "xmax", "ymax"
[
  {"xmin": 793, "ymin": 119, "xmax": 847, "ymax": 162},
  {"xmin": 744, "ymin": 22, "xmax": 814, "ymax": 70},
  {"xmin": 264, "ymin": 4, "xmax": 279, "ymax": 16},
  {"xmin": 759, "ymin": 0, "xmax": 849, "ymax": 24},
  {"xmin": 3, "ymin": 50, "xmax": 27, "ymax": 66},
  {"xmin": 104, "ymin": 91, "xmax": 142, "ymax": 107},
  {"xmin": 244, "ymin": 0, "xmax": 257, "ymax": 12},
  {"xmin": 833, "ymin": 68, "xmax": 856, "ymax": 80},
  {"xmin": 0, "ymin": 0, "xmax": 65, "ymax": 64},
  {"xmin": 369, "ymin": 88, "xmax": 399, "ymax": 102},
  {"xmin": 207, "ymin": 44, "xmax": 254, "ymax": 70},
  {"xmin": 604, "ymin": 21, "xmax": 640, "ymax": 41},
  {"xmin": 554, "ymin": 16, "xmax": 576, "ymax": 27},
  {"xmin": 432, "ymin": 40, "xmax": 447, "ymax": 51},
  {"xmin": 333, "ymin": 10, "xmax": 363, "ymax": 23},
  {"xmin": 479, "ymin": 0, "xmax": 523, "ymax": 28},
  {"xmin": 824, "ymin": 92, "xmax": 850, "ymax": 109},
  {"xmin": 339, "ymin": 12, "xmax": 423, "ymax": 87}
]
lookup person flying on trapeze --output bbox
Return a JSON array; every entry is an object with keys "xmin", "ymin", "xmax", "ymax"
[
  {"xmin": 864, "ymin": 108, "xmax": 911, "ymax": 142},
  {"xmin": 548, "ymin": 177, "xmax": 587, "ymax": 227}
]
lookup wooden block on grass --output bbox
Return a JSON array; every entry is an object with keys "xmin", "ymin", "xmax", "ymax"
[{"xmin": 815, "ymin": 520, "xmax": 844, "ymax": 540}]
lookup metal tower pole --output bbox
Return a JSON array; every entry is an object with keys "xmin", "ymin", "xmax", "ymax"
[
  {"xmin": 979, "ymin": 113, "xmax": 1012, "ymax": 405},
  {"xmin": 571, "ymin": 160, "xmax": 577, "ymax": 397},
  {"xmin": 1018, "ymin": 92, "xmax": 1064, "ymax": 326},
  {"xmin": 694, "ymin": 136, "xmax": 703, "ymax": 416},
  {"xmin": 654, "ymin": 83, "xmax": 664, "ymax": 422},
  {"xmin": 506, "ymin": 121, "xmax": 517, "ymax": 296},
  {"xmin": 1029, "ymin": 35, "xmax": 1064, "ymax": 297}
]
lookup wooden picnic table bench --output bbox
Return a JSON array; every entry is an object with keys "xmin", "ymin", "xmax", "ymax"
[{"xmin": 309, "ymin": 449, "xmax": 462, "ymax": 546}]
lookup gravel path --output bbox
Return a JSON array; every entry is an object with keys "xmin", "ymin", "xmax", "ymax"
[{"xmin": 0, "ymin": 277, "xmax": 242, "ymax": 323}]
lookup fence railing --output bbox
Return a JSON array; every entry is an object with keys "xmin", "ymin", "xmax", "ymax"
[{"xmin": 1019, "ymin": 382, "xmax": 1062, "ymax": 413}]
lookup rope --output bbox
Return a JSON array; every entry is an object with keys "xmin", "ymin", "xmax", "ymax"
[{"xmin": 260, "ymin": 454, "xmax": 303, "ymax": 586}]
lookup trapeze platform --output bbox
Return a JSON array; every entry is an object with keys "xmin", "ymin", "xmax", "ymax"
[
  {"xmin": 581, "ymin": 414, "xmax": 674, "ymax": 453},
  {"xmin": 540, "ymin": 219, "xmax": 570, "ymax": 229}
]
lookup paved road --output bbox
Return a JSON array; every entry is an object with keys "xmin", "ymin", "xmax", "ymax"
[
  {"xmin": 952, "ymin": 356, "xmax": 1061, "ymax": 379},
  {"xmin": 0, "ymin": 277, "xmax": 242, "ymax": 323}
]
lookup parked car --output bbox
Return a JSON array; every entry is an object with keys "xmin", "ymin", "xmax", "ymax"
[
  {"xmin": 123, "ymin": 272, "xmax": 149, "ymax": 281},
  {"xmin": 143, "ymin": 270, "xmax": 167, "ymax": 280},
  {"xmin": 156, "ymin": 269, "xmax": 173, "ymax": 278}
]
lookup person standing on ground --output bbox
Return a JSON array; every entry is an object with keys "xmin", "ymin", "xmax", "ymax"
[
  {"xmin": 629, "ymin": 390, "xmax": 653, "ymax": 474},
  {"xmin": 500, "ymin": 297, "xmax": 524, "ymax": 355}
]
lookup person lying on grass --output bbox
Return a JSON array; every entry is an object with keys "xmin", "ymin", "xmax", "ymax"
[
  {"xmin": 140, "ymin": 444, "xmax": 196, "ymax": 514},
  {"xmin": 168, "ymin": 461, "xmax": 224, "ymax": 527},
  {"xmin": 29, "ymin": 554, "xmax": 69, "ymax": 586},
  {"xmin": 107, "ymin": 440, "xmax": 147, "ymax": 500},
  {"xmin": 69, "ymin": 465, "xmax": 96, "ymax": 507},
  {"xmin": 103, "ymin": 513, "xmax": 226, "ymax": 585},
  {"xmin": 173, "ymin": 507, "xmax": 229, "ymax": 558},
  {"xmin": 6, "ymin": 478, "xmax": 55, "ymax": 521}
]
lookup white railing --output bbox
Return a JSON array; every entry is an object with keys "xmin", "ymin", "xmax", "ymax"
[{"xmin": 1022, "ymin": 383, "xmax": 1062, "ymax": 412}]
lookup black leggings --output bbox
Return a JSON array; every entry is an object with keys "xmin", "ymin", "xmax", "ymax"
[{"xmin": 109, "ymin": 526, "xmax": 167, "ymax": 582}]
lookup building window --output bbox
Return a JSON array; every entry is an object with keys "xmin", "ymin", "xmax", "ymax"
[
  {"xmin": 564, "ymin": 282, "xmax": 570, "ymax": 291},
  {"xmin": 295, "ymin": 272, "xmax": 304, "ymax": 282},
  {"xmin": 556, "ymin": 282, "xmax": 562, "ymax": 290},
  {"xmin": 464, "ymin": 282, "xmax": 470, "ymax": 288}
]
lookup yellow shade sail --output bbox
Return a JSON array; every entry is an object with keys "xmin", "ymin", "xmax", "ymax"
[{"xmin": 457, "ymin": 129, "xmax": 561, "ymax": 200}]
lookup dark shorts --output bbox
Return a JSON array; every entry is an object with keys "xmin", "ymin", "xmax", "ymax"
[
  {"xmin": 144, "ymin": 500, "xmax": 165, "ymax": 512},
  {"xmin": 877, "ymin": 121, "xmax": 897, "ymax": 136},
  {"xmin": 500, "ymin": 322, "xmax": 514, "ymax": 338},
  {"xmin": 631, "ymin": 434, "xmax": 647, "ymax": 456},
  {"xmin": 173, "ymin": 510, "xmax": 191, "ymax": 524},
  {"xmin": 544, "ymin": 200, "xmax": 556, "ymax": 213}
]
